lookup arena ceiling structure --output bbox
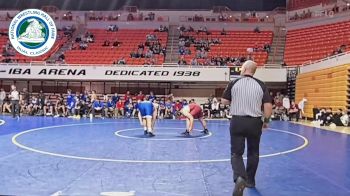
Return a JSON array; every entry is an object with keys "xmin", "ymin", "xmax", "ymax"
[{"xmin": 1, "ymin": 0, "xmax": 286, "ymax": 11}]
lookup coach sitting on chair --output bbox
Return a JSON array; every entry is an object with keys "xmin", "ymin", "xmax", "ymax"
[{"xmin": 221, "ymin": 60, "xmax": 272, "ymax": 196}]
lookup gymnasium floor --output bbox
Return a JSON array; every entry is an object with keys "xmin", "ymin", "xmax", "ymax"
[{"xmin": 0, "ymin": 116, "xmax": 349, "ymax": 196}]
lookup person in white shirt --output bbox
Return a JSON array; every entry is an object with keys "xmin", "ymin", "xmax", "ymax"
[
  {"xmin": 0, "ymin": 88, "xmax": 6, "ymax": 113},
  {"xmin": 9, "ymin": 85, "xmax": 20, "ymax": 118},
  {"xmin": 282, "ymin": 96, "xmax": 290, "ymax": 110},
  {"xmin": 298, "ymin": 98, "xmax": 307, "ymax": 118}
]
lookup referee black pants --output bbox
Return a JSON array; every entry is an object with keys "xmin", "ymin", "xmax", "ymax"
[
  {"xmin": 230, "ymin": 116, "xmax": 263, "ymax": 184},
  {"xmin": 11, "ymin": 100, "xmax": 20, "ymax": 118}
]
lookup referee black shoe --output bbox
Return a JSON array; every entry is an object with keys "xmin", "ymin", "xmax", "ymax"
[
  {"xmin": 233, "ymin": 176, "xmax": 246, "ymax": 196},
  {"xmin": 144, "ymin": 130, "xmax": 148, "ymax": 135},
  {"xmin": 201, "ymin": 129, "xmax": 209, "ymax": 135},
  {"xmin": 181, "ymin": 130, "xmax": 190, "ymax": 137},
  {"xmin": 148, "ymin": 132, "xmax": 155, "ymax": 137},
  {"xmin": 246, "ymin": 181, "xmax": 255, "ymax": 188}
]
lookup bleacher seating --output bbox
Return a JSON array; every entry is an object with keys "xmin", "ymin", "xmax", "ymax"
[
  {"xmin": 295, "ymin": 64, "xmax": 349, "ymax": 118},
  {"xmin": 284, "ymin": 20, "xmax": 350, "ymax": 65},
  {"xmin": 287, "ymin": 0, "xmax": 335, "ymax": 11},
  {"xmin": 0, "ymin": 30, "xmax": 67, "ymax": 63},
  {"xmin": 64, "ymin": 29, "xmax": 168, "ymax": 65},
  {"xmin": 180, "ymin": 31, "xmax": 273, "ymax": 66}
]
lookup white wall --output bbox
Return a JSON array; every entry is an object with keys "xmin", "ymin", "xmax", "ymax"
[{"xmin": 300, "ymin": 52, "xmax": 350, "ymax": 74}]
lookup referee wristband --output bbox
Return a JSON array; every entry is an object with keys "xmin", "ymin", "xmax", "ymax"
[{"xmin": 263, "ymin": 117, "xmax": 271, "ymax": 123}]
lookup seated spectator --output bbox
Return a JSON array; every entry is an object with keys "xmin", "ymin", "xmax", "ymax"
[
  {"xmin": 112, "ymin": 39, "xmax": 121, "ymax": 47},
  {"xmin": 79, "ymin": 42, "xmax": 88, "ymax": 50},
  {"xmin": 333, "ymin": 109, "xmax": 348, "ymax": 126},
  {"xmin": 104, "ymin": 98, "xmax": 115, "ymax": 118},
  {"xmin": 156, "ymin": 25, "xmax": 168, "ymax": 32},
  {"xmin": 221, "ymin": 28, "xmax": 227, "ymax": 35},
  {"xmin": 138, "ymin": 42, "xmax": 145, "ymax": 50},
  {"xmin": 92, "ymin": 100, "xmax": 105, "ymax": 118},
  {"xmin": 115, "ymin": 99, "xmax": 124, "ymax": 118},
  {"xmin": 288, "ymin": 101, "xmax": 299, "ymax": 122},
  {"xmin": 117, "ymin": 57, "xmax": 126, "ymax": 65},
  {"xmin": 107, "ymin": 24, "xmax": 118, "ymax": 32},
  {"xmin": 254, "ymin": 26, "xmax": 261, "ymax": 33},
  {"xmin": 2, "ymin": 96, "xmax": 11, "ymax": 114},
  {"xmin": 58, "ymin": 52, "xmax": 65, "ymax": 62},
  {"xmin": 145, "ymin": 50, "xmax": 153, "ymax": 58},
  {"xmin": 190, "ymin": 58, "xmax": 198, "ymax": 66},
  {"xmin": 102, "ymin": 40, "xmax": 110, "ymax": 46},
  {"xmin": 320, "ymin": 108, "xmax": 334, "ymax": 126},
  {"xmin": 178, "ymin": 58, "xmax": 187, "ymax": 65},
  {"xmin": 179, "ymin": 47, "xmax": 186, "ymax": 55}
]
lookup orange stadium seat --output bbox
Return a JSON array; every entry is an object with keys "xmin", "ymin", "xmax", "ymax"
[
  {"xmin": 64, "ymin": 29, "xmax": 168, "ymax": 65},
  {"xmin": 0, "ymin": 30, "xmax": 67, "ymax": 63},
  {"xmin": 179, "ymin": 31, "xmax": 273, "ymax": 66},
  {"xmin": 284, "ymin": 20, "xmax": 350, "ymax": 66}
]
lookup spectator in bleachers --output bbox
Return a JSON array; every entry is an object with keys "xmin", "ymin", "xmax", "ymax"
[
  {"xmin": 156, "ymin": 25, "xmax": 168, "ymax": 32},
  {"xmin": 107, "ymin": 24, "xmax": 118, "ymax": 32},
  {"xmin": 127, "ymin": 13, "xmax": 134, "ymax": 21},
  {"xmin": 102, "ymin": 40, "xmax": 110, "ymax": 47},
  {"xmin": 221, "ymin": 28, "xmax": 227, "ymax": 35},
  {"xmin": 112, "ymin": 38, "xmax": 121, "ymax": 48},
  {"xmin": 254, "ymin": 26, "xmax": 261, "ymax": 33},
  {"xmin": 119, "ymin": 57, "xmax": 127, "ymax": 65},
  {"xmin": 178, "ymin": 57, "xmax": 187, "ymax": 65},
  {"xmin": 190, "ymin": 58, "xmax": 198, "ymax": 66},
  {"xmin": 79, "ymin": 42, "xmax": 88, "ymax": 50},
  {"xmin": 58, "ymin": 52, "xmax": 65, "ymax": 62}
]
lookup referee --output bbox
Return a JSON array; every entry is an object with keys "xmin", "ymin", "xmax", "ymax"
[{"xmin": 221, "ymin": 60, "xmax": 272, "ymax": 196}]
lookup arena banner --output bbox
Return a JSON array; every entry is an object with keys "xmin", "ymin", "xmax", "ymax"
[{"xmin": 0, "ymin": 65, "xmax": 231, "ymax": 82}]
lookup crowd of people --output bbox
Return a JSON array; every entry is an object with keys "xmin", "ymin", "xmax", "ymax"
[
  {"xmin": 0, "ymin": 86, "xmax": 231, "ymax": 120},
  {"xmin": 175, "ymin": 26, "xmax": 270, "ymax": 66},
  {"xmin": 271, "ymin": 92, "xmax": 349, "ymax": 127}
]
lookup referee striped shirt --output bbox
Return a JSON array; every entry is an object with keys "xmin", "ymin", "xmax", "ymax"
[{"xmin": 222, "ymin": 75, "xmax": 272, "ymax": 117}]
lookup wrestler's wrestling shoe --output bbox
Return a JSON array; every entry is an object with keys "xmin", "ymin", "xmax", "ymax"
[{"xmin": 201, "ymin": 129, "xmax": 209, "ymax": 135}]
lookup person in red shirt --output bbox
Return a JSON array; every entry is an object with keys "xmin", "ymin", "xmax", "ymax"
[
  {"xmin": 124, "ymin": 91, "xmax": 131, "ymax": 102},
  {"xmin": 136, "ymin": 91, "xmax": 145, "ymax": 101},
  {"xmin": 180, "ymin": 100, "xmax": 209, "ymax": 136},
  {"xmin": 115, "ymin": 99, "xmax": 124, "ymax": 118}
]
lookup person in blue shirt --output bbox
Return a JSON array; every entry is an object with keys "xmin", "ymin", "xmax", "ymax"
[
  {"xmin": 138, "ymin": 98, "xmax": 156, "ymax": 137},
  {"xmin": 66, "ymin": 89, "xmax": 75, "ymax": 116},
  {"xmin": 92, "ymin": 100, "xmax": 105, "ymax": 118},
  {"xmin": 104, "ymin": 98, "xmax": 114, "ymax": 118},
  {"xmin": 149, "ymin": 91, "xmax": 156, "ymax": 102},
  {"xmin": 112, "ymin": 93, "xmax": 120, "ymax": 106}
]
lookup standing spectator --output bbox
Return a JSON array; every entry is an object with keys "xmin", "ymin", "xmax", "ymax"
[
  {"xmin": 112, "ymin": 93, "xmax": 120, "ymax": 105},
  {"xmin": 124, "ymin": 91, "xmax": 132, "ymax": 101},
  {"xmin": 282, "ymin": 96, "xmax": 290, "ymax": 111},
  {"xmin": 0, "ymin": 88, "xmax": 6, "ymax": 113},
  {"xmin": 9, "ymin": 85, "xmax": 20, "ymax": 118},
  {"xmin": 221, "ymin": 60, "xmax": 272, "ymax": 195}
]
